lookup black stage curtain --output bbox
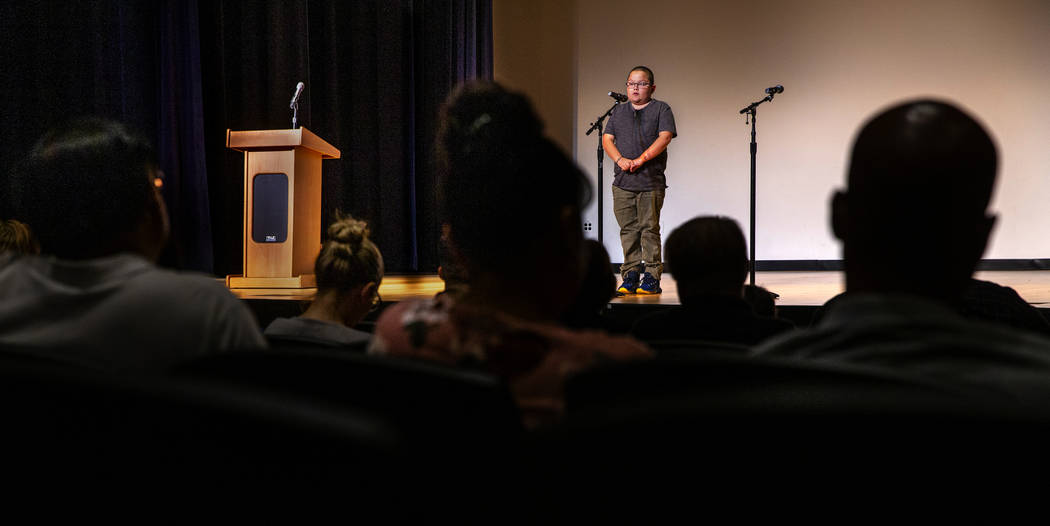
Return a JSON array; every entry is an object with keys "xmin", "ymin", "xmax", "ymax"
[
  {"xmin": 0, "ymin": 0, "xmax": 214, "ymax": 272},
  {"xmin": 200, "ymin": 0, "xmax": 492, "ymax": 275},
  {"xmin": 1, "ymin": 0, "xmax": 492, "ymax": 275}
]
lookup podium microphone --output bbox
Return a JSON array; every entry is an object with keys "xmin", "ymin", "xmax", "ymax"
[
  {"xmin": 290, "ymin": 82, "xmax": 304, "ymax": 129},
  {"xmin": 290, "ymin": 82, "xmax": 305, "ymax": 109},
  {"xmin": 765, "ymin": 85, "xmax": 784, "ymax": 95},
  {"xmin": 608, "ymin": 91, "xmax": 628, "ymax": 103}
]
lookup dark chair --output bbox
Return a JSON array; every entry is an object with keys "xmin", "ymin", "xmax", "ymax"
[
  {"xmin": 644, "ymin": 338, "xmax": 752, "ymax": 358},
  {"xmin": 0, "ymin": 347, "xmax": 403, "ymax": 512},
  {"xmin": 171, "ymin": 348, "xmax": 528, "ymax": 517},
  {"xmin": 533, "ymin": 352, "xmax": 1050, "ymax": 520},
  {"xmin": 265, "ymin": 334, "xmax": 369, "ymax": 353},
  {"xmin": 563, "ymin": 350, "xmax": 972, "ymax": 413},
  {"xmin": 171, "ymin": 348, "xmax": 523, "ymax": 439}
]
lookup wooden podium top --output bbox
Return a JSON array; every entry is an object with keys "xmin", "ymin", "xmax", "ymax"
[{"xmin": 226, "ymin": 127, "xmax": 340, "ymax": 159}]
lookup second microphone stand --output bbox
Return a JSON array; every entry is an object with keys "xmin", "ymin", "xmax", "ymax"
[
  {"xmin": 585, "ymin": 100, "xmax": 621, "ymax": 245},
  {"xmin": 739, "ymin": 91, "xmax": 776, "ymax": 286}
]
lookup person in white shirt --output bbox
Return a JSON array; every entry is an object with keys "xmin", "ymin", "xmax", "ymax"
[{"xmin": 0, "ymin": 118, "xmax": 266, "ymax": 372}]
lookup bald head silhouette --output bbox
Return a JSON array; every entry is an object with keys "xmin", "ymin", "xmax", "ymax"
[{"xmin": 831, "ymin": 100, "xmax": 998, "ymax": 302}]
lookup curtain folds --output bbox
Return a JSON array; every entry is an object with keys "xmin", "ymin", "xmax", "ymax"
[
  {"xmin": 201, "ymin": 0, "xmax": 493, "ymax": 275},
  {"xmin": 0, "ymin": 1, "xmax": 212, "ymax": 272},
  {"xmin": 1, "ymin": 0, "xmax": 493, "ymax": 275}
]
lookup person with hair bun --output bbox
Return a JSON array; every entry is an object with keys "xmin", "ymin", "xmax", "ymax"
[{"xmin": 264, "ymin": 213, "xmax": 384, "ymax": 350}]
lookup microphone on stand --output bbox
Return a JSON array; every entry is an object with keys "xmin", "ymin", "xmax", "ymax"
[
  {"xmin": 765, "ymin": 85, "xmax": 784, "ymax": 95},
  {"xmin": 290, "ymin": 82, "xmax": 305, "ymax": 109},
  {"xmin": 290, "ymin": 82, "xmax": 305, "ymax": 129},
  {"xmin": 608, "ymin": 91, "xmax": 628, "ymax": 103}
]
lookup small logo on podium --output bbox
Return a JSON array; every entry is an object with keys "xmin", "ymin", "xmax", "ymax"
[{"xmin": 265, "ymin": 235, "xmax": 277, "ymax": 242}]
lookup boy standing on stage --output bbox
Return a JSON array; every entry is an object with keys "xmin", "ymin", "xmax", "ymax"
[{"xmin": 602, "ymin": 65, "xmax": 676, "ymax": 294}]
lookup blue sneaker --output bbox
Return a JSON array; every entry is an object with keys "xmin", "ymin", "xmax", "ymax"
[
  {"xmin": 637, "ymin": 272, "xmax": 662, "ymax": 294},
  {"xmin": 617, "ymin": 270, "xmax": 641, "ymax": 294}
]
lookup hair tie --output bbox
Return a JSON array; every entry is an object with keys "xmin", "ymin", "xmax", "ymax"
[{"xmin": 469, "ymin": 113, "xmax": 492, "ymax": 134}]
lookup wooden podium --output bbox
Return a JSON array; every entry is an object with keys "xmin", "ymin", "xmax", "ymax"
[{"xmin": 225, "ymin": 127, "xmax": 340, "ymax": 288}]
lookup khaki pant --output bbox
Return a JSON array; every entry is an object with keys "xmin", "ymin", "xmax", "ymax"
[{"xmin": 612, "ymin": 186, "xmax": 665, "ymax": 280}]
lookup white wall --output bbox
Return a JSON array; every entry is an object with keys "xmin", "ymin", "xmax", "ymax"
[{"xmin": 573, "ymin": 0, "xmax": 1050, "ymax": 261}]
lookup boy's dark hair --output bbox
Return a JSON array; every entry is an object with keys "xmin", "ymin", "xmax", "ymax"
[{"xmin": 630, "ymin": 66, "xmax": 655, "ymax": 85}]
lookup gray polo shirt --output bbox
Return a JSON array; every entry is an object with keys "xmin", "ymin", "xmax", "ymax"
[{"xmin": 604, "ymin": 99, "xmax": 677, "ymax": 191}]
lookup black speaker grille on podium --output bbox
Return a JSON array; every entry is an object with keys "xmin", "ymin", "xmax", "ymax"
[{"xmin": 252, "ymin": 173, "xmax": 288, "ymax": 243}]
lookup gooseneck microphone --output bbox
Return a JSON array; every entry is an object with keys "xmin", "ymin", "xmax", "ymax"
[
  {"xmin": 608, "ymin": 91, "xmax": 628, "ymax": 103},
  {"xmin": 290, "ymin": 82, "xmax": 304, "ymax": 129},
  {"xmin": 290, "ymin": 82, "xmax": 305, "ymax": 108},
  {"xmin": 765, "ymin": 85, "xmax": 784, "ymax": 95}
]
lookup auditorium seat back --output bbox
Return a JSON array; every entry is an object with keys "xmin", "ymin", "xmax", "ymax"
[
  {"xmin": 171, "ymin": 348, "xmax": 528, "ymax": 518},
  {"xmin": 0, "ymin": 346, "xmax": 403, "ymax": 510},
  {"xmin": 172, "ymin": 348, "xmax": 523, "ymax": 439},
  {"xmin": 535, "ymin": 351, "xmax": 1050, "ymax": 520}
]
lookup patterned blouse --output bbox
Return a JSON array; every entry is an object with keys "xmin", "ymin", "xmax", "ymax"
[{"xmin": 370, "ymin": 295, "xmax": 653, "ymax": 429}]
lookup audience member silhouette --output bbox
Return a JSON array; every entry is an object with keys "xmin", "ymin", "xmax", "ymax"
[
  {"xmin": 0, "ymin": 118, "xmax": 265, "ymax": 371},
  {"xmin": 814, "ymin": 278, "xmax": 1050, "ymax": 335},
  {"xmin": 0, "ymin": 219, "xmax": 40, "ymax": 255},
  {"xmin": 743, "ymin": 284, "xmax": 779, "ymax": 319},
  {"xmin": 631, "ymin": 216, "xmax": 793, "ymax": 346},
  {"xmin": 369, "ymin": 82, "xmax": 651, "ymax": 429},
  {"xmin": 435, "ymin": 222, "xmax": 469, "ymax": 301},
  {"xmin": 561, "ymin": 239, "xmax": 626, "ymax": 333},
  {"xmin": 755, "ymin": 100, "xmax": 1050, "ymax": 404},
  {"xmin": 960, "ymin": 278, "xmax": 1050, "ymax": 336},
  {"xmin": 264, "ymin": 213, "xmax": 383, "ymax": 350}
]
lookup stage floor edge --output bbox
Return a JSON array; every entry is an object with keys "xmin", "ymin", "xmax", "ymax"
[{"xmin": 228, "ymin": 270, "xmax": 1050, "ymax": 307}]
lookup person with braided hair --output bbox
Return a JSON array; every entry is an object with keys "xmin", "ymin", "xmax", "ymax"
[{"xmin": 263, "ymin": 213, "xmax": 384, "ymax": 351}]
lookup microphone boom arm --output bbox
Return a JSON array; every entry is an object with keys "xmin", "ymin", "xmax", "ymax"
[
  {"xmin": 586, "ymin": 101, "xmax": 620, "ymax": 136},
  {"xmin": 739, "ymin": 94, "xmax": 774, "ymax": 114}
]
